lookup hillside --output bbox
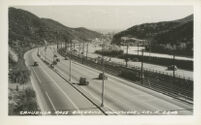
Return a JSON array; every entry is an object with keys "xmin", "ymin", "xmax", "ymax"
[
  {"xmin": 112, "ymin": 14, "xmax": 193, "ymax": 57},
  {"xmin": 9, "ymin": 7, "xmax": 101, "ymax": 83},
  {"xmin": 9, "ymin": 7, "xmax": 101, "ymax": 49},
  {"xmin": 9, "ymin": 7, "xmax": 101, "ymax": 66}
]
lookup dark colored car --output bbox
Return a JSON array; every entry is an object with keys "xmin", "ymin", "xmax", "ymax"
[
  {"xmin": 167, "ymin": 65, "xmax": 178, "ymax": 71},
  {"xmin": 132, "ymin": 58, "xmax": 139, "ymax": 62},
  {"xmin": 52, "ymin": 60, "xmax": 57, "ymax": 65},
  {"xmin": 54, "ymin": 55, "xmax": 57, "ymax": 58},
  {"xmin": 98, "ymin": 73, "xmax": 108, "ymax": 80},
  {"xmin": 56, "ymin": 58, "xmax": 60, "ymax": 62},
  {"xmin": 79, "ymin": 77, "xmax": 89, "ymax": 85},
  {"xmin": 33, "ymin": 61, "xmax": 38, "ymax": 66},
  {"xmin": 64, "ymin": 57, "xmax": 68, "ymax": 60}
]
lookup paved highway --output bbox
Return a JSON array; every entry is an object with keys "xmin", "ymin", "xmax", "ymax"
[
  {"xmin": 24, "ymin": 49, "xmax": 104, "ymax": 115},
  {"xmin": 31, "ymin": 46, "xmax": 193, "ymax": 115}
]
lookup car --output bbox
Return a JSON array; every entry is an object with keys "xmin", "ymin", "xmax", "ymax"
[
  {"xmin": 132, "ymin": 58, "xmax": 139, "ymax": 62},
  {"xmin": 56, "ymin": 58, "xmax": 60, "ymax": 62},
  {"xmin": 78, "ymin": 77, "xmax": 89, "ymax": 85},
  {"xmin": 54, "ymin": 55, "xmax": 57, "ymax": 58},
  {"xmin": 52, "ymin": 60, "xmax": 57, "ymax": 65},
  {"xmin": 167, "ymin": 65, "xmax": 178, "ymax": 71},
  {"xmin": 64, "ymin": 57, "xmax": 68, "ymax": 60},
  {"xmin": 98, "ymin": 73, "xmax": 108, "ymax": 80},
  {"xmin": 50, "ymin": 64, "xmax": 54, "ymax": 69},
  {"xmin": 33, "ymin": 61, "xmax": 38, "ymax": 66}
]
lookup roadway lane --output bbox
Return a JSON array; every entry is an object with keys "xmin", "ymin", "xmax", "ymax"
[
  {"xmin": 25, "ymin": 48, "xmax": 104, "ymax": 115},
  {"xmin": 43, "ymin": 46, "xmax": 193, "ymax": 115}
]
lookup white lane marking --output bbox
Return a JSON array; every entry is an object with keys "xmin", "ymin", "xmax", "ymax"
[
  {"xmin": 73, "ymin": 61, "xmax": 162, "ymax": 94},
  {"xmin": 70, "ymin": 60, "xmax": 179, "ymax": 109},
  {"xmin": 55, "ymin": 66, "xmax": 116, "ymax": 113},
  {"xmin": 69, "ymin": 59, "xmax": 192, "ymax": 111},
  {"xmin": 32, "ymin": 51, "xmax": 80, "ymax": 111},
  {"xmin": 44, "ymin": 47, "xmax": 150, "ymax": 113},
  {"xmin": 39, "ymin": 64, "xmax": 80, "ymax": 111},
  {"xmin": 32, "ymin": 68, "xmax": 42, "ymax": 84},
  {"xmin": 30, "ymin": 75, "xmax": 45, "ymax": 113},
  {"xmin": 80, "ymin": 87, "xmax": 117, "ymax": 114},
  {"xmin": 45, "ymin": 91, "xmax": 57, "ymax": 113}
]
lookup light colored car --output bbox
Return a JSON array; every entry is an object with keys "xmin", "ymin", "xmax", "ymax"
[{"xmin": 167, "ymin": 65, "xmax": 178, "ymax": 70}]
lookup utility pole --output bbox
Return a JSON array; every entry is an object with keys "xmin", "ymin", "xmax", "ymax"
[
  {"xmin": 125, "ymin": 42, "xmax": 129, "ymax": 67},
  {"xmin": 137, "ymin": 43, "xmax": 139, "ymax": 56},
  {"xmin": 57, "ymin": 40, "xmax": 58, "ymax": 52},
  {"xmin": 45, "ymin": 47, "xmax": 47, "ymax": 61},
  {"xmin": 173, "ymin": 52, "xmax": 175, "ymax": 84},
  {"xmin": 73, "ymin": 43, "xmax": 76, "ymax": 50},
  {"xmin": 82, "ymin": 42, "xmax": 85, "ymax": 64},
  {"xmin": 37, "ymin": 47, "xmax": 40, "ymax": 56},
  {"xmin": 69, "ymin": 41, "xmax": 72, "ymax": 82},
  {"xmin": 65, "ymin": 41, "xmax": 67, "ymax": 51},
  {"xmin": 101, "ymin": 42, "xmax": 105, "ymax": 107},
  {"xmin": 79, "ymin": 43, "xmax": 81, "ymax": 57},
  {"xmin": 141, "ymin": 49, "xmax": 144, "ymax": 85},
  {"xmin": 86, "ymin": 42, "xmax": 89, "ymax": 60}
]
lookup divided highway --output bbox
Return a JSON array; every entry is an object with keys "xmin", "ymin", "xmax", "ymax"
[
  {"xmin": 24, "ymin": 46, "xmax": 193, "ymax": 115},
  {"xmin": 25, "ymin": 49, "xmax": 104, "ymax": 115}
]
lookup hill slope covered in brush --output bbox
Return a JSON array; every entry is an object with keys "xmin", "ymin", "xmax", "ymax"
[
  {"xmin": 9, "ymin": 7, "xmax": 101, "ymax": 83},
  {"xmin": 112, "ymin": 14, "xmax": 193, "ymax": 57}
]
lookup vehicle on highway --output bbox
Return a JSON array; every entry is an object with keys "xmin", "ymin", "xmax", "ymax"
[
  {"xmin": 98, "ymin": 73, "xmax": 108, "ymax": 80},
  {"xmin": 56, "ymin": 58, "xmax": 60, "ymax": 62},
  {"xmin": 50, "ymin": 64, "xmax": 54, "ymax": 69},
  {"xmin": 167, "ymin": 65, "xmax": 178, "ymax": 71},
  {"xmin": 52, "ymin": 60, "xmax": 57, "ymax": 65},
  {"xmin": 132, "ymin": 58, "xmax": 139, "ymax": 62},
  {"xmin": 78, "ymin": 77, "xmax": 89, "ymax": 85},
  {"xmin": 33, "ymin": 61, "xmax": 39, "ymax": 66}
]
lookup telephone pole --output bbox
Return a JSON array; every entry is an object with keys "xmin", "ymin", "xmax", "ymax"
[
  {"xmin": 125, "ymin": 42, "xmax": 129, "ymax": 67},
  {"xmin": 137, "ymin": 43, "xmax": 139, "ymax": 56},
  {"xmin": 101, "ymin": 42, "xmax": 105, "ymax": 107},
  {"xmin": 37, "ymin": 47, "xmax": 40, "ymax": 56},
  {"xmin": 69, "ymin": 41, "xmax": 72, "ymax": 82},
  {"xmin": 86, "ymin": 43, "xmax": 89, "ymax": 60},
  {"xmin": 82, "ymin": 42, "xmax": 85, "ymax": 64},
  {"xmin": 173, "ymin": 52, "xmax": 175, "ymax": 84},
  {"xmin": 141, "ymin": 49, "xmax": 144, "ymax": 85}
]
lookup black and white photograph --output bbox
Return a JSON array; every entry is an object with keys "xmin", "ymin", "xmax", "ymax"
[{"xmin": 1, "ymin": 0, "xmax": 201, "ymax": 125}]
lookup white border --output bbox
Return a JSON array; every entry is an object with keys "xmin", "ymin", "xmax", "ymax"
[{"xmin": 0, "ymin": 0, "xmax": 201, "ymax": 125}]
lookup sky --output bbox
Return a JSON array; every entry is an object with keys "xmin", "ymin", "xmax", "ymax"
[{"xmin": 15, "ymin": 6, "xmax": 193, "ymax": 32}]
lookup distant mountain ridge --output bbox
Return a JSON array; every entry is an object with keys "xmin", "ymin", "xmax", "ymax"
[
  {"xmin": 9, "ymin": 7, "xmax": 102, "ymax": 72},
  {"xmin": 9, "ymin": 7, "xmax": 101, "ymax": 53},
  {"xmin": 112, "ymin": 14, "xmax": 193, "ymax": 56}
]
